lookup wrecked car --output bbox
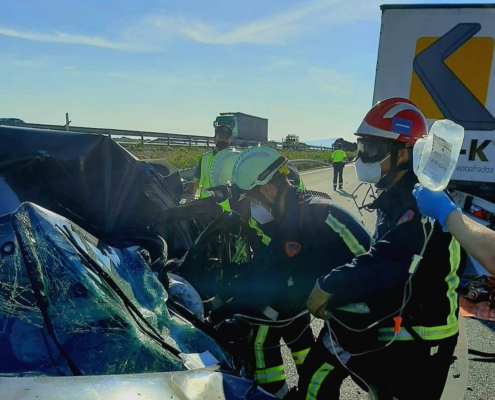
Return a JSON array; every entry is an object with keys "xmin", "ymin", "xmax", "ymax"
[{"xmin": 0, "ymin": 125, "xmax": 275, "ymax": 399}]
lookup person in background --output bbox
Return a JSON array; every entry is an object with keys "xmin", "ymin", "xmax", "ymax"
[
  {"xmin": 330, "ymin": 143, "xmax": 347, "ymax": 191},
  {"xmin": 413, "ymin": 183, "xmax": 495, "ymax": 276},
  {"xmin": 193, "ymin": 125, "xmax": 232, "ymax": 199}
]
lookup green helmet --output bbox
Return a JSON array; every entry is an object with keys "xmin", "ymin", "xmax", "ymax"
[
  {"xmin": 231, "ymin": 146, "xmax": 288, "ymax": 192},
  {"xmin": 208, "ymin": 148, "xmax": 242, "ymax": 188}
]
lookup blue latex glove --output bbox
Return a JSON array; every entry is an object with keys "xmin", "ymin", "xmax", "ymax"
[{"xmin": 412, "ymin": 184, "xmax": 461, "ymax": 229}]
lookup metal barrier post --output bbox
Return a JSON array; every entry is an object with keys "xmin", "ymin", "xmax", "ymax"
[{"xmin": 64, "ymin": 113, "xmax": 71, "ymax": 131}]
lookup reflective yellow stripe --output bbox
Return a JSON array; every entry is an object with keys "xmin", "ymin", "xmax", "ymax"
[
  {"xmin": 254, "ymin": 325, "xmax": 269, "ymax": 369},
  {"xmin": 255, "ymin": 365, "xmax": 286, "ymax": 384},
  {"xmin": 249, "ymin": 217, "xmax": 271, "ymax": 246},
  {"xmin": 325, "ymin": 213, "xmax": 367, "ymax": 256},
  {"xmin": 299, "ymin": 177, "xmax": 306, "ymax": 190},
  {"xmin": 305, "ymin": 362, "xmax": 334, "ymax": 400},
  {"xmin": 291, "ymin": 347, "xmax": 310, "ymax": 366},
  {"xmin": 446, "ymin": 238, "xmax": 461, "ymax": 326},
  {"xmin": 219, "ymin": 199, "xmax": 231, "ymax": 212},
  {"xmin": 379, "ymin": 237, "xmax": 462, "ymax": 342},
  {"xmin": 378, "ymin": 323, "xmax": 459, "ymax": 341},
  {"xmin": 199, "ymin": 151, "xmax": 214, "ymax": 198}
]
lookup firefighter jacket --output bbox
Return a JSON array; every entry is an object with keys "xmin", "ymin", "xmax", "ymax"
[
  {"xmin": 214, "ymin": 185, "xmax": 373, "ymax": 321},
  {"xmin": 319, "ymin": 170, "xmax": 466, "ymax": 342}
]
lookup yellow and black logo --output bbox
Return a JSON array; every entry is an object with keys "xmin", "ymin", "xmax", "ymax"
[{"xmin": 409, "ymin": 23, "xmax": 495, "ymax": 131}]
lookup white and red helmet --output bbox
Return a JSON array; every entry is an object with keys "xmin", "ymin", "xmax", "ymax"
[{"xmin": 355, "ymin": 97, "xmax": 428, "ymax": 144}]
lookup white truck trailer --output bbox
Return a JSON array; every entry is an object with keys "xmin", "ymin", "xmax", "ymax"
[{"xmin": 375, "ymin": 3, "xmax": 495, "ymax": 276}]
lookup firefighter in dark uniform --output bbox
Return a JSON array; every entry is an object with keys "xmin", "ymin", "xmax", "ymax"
[
  {"xmin": 204, "ymin": 154, "xmax": 308, "ymax": 265},
  {"xmin": 237, "ymin": 161, "xmax": 308, "ymax": 263},
  {"xmin": 301, "ymin": 97, "xmax": 466, "ymax": 399},
  {"xmin": 208, "ymin": 146, "xmax": 372, "ymax": 398}
]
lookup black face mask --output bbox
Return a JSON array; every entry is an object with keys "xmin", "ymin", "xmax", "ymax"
[{"xmin": 216, "ymin": 141, "xmax": 229, "ymax": 151}]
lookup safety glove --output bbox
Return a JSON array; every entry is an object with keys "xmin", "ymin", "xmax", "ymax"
[
  {"xmin": 306, "ymin": 281, "xmax": 333, "ymax": 320},
  {"xmin": 412, "ymin": 184, "xmax": 461, "ymax": 230}
]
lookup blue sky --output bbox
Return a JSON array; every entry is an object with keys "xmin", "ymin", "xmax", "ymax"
[{"xmin": 0, "ymin": 0, "xmax": 488, "ymax": 142}]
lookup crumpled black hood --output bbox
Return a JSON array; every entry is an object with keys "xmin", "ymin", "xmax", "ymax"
[{"xmin": 0, "ymin": 125, "xmax": 196, "ymax": 259}]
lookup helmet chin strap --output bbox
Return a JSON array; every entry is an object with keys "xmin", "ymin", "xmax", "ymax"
[{"xmin": 376, "ymin": 144, "xmax": 412, "ymax": 189}]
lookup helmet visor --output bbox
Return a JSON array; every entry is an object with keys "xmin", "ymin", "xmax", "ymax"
[
  {"xmin": 357, "ymin": 138, "xmax": 390, "ymax": 163},
  {"xmin": 257, "ymin": 155, "xmax": 288, "ymax": 182}
]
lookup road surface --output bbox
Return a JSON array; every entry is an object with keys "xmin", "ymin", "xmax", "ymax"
[{"xmin": 279, "ymin": 165, "xmax": 495, "ymax": 399}]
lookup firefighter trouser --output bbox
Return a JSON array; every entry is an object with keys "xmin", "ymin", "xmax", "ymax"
[
  {"xmin": 248, "ymin": 313, "xmax": 314, "ymax": 398},
  {"xmin": 297, "ymin": 327, "xmax": 374, "ymax": 400},
  {"xmin": 298, "ymin": 326, "xmax": 458, "ymax": 400},
  {"xmin": 371, "ymin": 333, "xmax": 458, "ymax": 400},
  {"xmin": 333, "ymin": 163, "xmax": 344, "ymax": 188}
]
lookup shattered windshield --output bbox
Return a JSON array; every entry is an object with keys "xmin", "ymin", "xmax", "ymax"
[{"xmin": 0, "ymin": 202, "xmax": 231, "ymax": 377}]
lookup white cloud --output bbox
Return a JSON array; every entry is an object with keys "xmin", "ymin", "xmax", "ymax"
[
  {"xmin": 122, "ymin": 0, "xmax": 380, "ymax": 46},
  {"xmin": 264, "ymin": 58, "xmax": 296, "ymax": 71},
  {"xmin": 141, "ymin": 1, "xmax": 328, "ymax": 45},
  {"xmin": 0, "ymin": 53, "xmax": 55, "ymax": 68},
  {"xmin": 0, "ymin": 0, "xmax": 382, "ymax": 51},
  {"xmin": 63, "ymin": 66, "xmax": 76, "ymax": 70},
  {"xmin": 0, "ymin": 27, "xmax": 151, "ymax": 52},
  {"xmin": 103, "ymin": 70, "xmax": 218, "ymax": 88},
  {"xmin": 307, "ymin": 67, "xmax": 357, "ymax": 96},
  {"xmin": 10, "ymin": 57, "xmax": 50, "ymax": 68}
]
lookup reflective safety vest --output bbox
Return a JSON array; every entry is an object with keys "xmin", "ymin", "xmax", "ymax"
[
  {"xmin": 198, "ymin": 151, "xmax": 232, "ymax": 212},
  {"xmin": 331, "ymin": 149, "xmax": 347, "ymax": 163},
  {"xmin": 198, "ymin": 151, "xmax": 214, "ymax": 199}
]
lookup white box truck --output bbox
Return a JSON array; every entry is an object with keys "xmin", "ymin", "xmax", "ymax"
[{"xmin": 375, "ymin": 3, "xmax": 495, "ymax": 275}]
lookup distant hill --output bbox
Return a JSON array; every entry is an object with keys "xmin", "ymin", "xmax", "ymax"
[{"xmin": 303, "ymin": 138, "xmax": 337, "ymax": 148}]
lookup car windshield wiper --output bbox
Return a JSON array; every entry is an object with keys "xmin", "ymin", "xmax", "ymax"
[{"xmin": 13, "ymin": 227, "xmax": 82, "ymax": 376}]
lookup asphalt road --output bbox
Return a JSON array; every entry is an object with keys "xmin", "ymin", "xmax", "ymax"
[{"xmin": 280, "ymin": 165, "xmax": 495, "ymax": 399}]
